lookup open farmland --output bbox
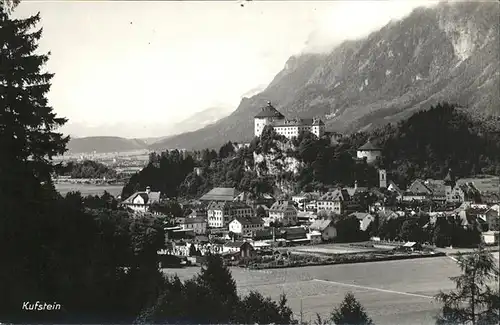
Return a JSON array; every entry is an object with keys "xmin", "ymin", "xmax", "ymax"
[
  {"xmin": 164, "ymin": 255, "xmax": 499, "ymax": 325},
  {"xmin": 287, "ymin": 243, "xmax": 392, "ymax": 255},
  {"xmin": 55, "ymin": 183, "xmax": 123, "ymax": 197}
]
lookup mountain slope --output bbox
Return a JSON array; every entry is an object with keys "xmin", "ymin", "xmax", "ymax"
[
  {"xmin": 153, "ymin": 1, "xmax": 499, "ymax": 150},
  {"xmin": 169, "ymin": 106, "xmax": 234, "ymax": 135},
  {"xmin": 66, "ymin": 136, "xmax": 148, "ymax": 154}
]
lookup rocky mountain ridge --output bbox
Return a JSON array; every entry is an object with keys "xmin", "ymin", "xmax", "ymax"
[{"xmin": 152, "ymin": 1, "xmax": 499, "ymax": 150}]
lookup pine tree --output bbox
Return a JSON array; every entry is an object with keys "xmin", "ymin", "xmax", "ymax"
[
  {"xmin": 1, "ymin": 5, "xmax": 69, "ymax": 321},
  {"xmin": 330, "ymin": 292, "xmax": 374, "ymax": 325},
  {"xmin": 435, "ymin": 245, "xmax": 500, "ymax": 325},
  {"xmin": 196, "ymin": 253, "xmax": 240, "ymax": 322},
  {"xmin": 0, "ymin": 6, "xmax": 68, "ymax": 183}
]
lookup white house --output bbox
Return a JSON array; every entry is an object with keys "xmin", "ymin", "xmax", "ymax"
[
  {"xmin": 228, "ymin": 216, "xmax": 264, "ymax": 237},
  {"xmin": 266, "ymin": 200, "xmax": 298, "ymax": 226},
  {"xmin": 207, "ymin": 201, "xmax": 254, "ymax": 228},
  {"xmin": 121, "ymin": 186, "xmax": 160, "ymax": 213}
]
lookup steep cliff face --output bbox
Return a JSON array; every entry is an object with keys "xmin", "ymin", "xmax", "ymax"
[{"xmin": 153, "ymin": 1, "xmax": 499, "ymax": 150}]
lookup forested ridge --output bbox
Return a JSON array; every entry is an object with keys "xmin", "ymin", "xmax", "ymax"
[
  {"xmin": 123, "ymin": 103, "xmax": 500, "ymax": 199},
  {"xmin": 55, "ymin": 160, "xmax": 117, "ymax": 179}
]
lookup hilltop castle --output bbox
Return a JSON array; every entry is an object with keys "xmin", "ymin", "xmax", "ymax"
[{"xmin": 254, "ymin": 101, "xmax": 325, "ymax": 139}]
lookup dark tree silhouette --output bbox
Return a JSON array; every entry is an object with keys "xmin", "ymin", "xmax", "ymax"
[
  {"xmin": 315, "ymin": 292, "xmax": 374, "ymax": 325},
  {"xmin": 435, "ymin": 246, "xmax": 500, "ymax": 325}
]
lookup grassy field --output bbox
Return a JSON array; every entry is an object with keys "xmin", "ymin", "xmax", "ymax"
[
  {"xmin": 55, "ymin": 183, "xmax": 123, "ymax": 197},
  {"xmin": 287, "ymin": 243, "xmax": 390, "ymax": 255},
  {"xmin": 163, "ymin": 256, "xmax": 499, "ymax": 325}
]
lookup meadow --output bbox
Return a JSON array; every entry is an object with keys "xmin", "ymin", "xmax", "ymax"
[
  {"xmin": 55, "ymin": 183, "xmax": 123, "ymax": 197},
  {"xmin": 164, "ymin": 255, "xmax": 499, "ymax": 325}
]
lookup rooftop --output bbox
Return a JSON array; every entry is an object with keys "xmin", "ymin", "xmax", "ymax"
[
  {"xmin": 358, "ymin": 140, "xmax": 382, "ymax": 151},
  {"xmin": 272, "ymin": 117, "xmax": 325, "ymax": 127},
  {"xmin": 310, "ymin": 219, "xmax": 333, "ymax": 231},
  {"xmin": 200, "ymin": 187, "xmax": 240, "ymax": 201},
  {"xmin": 269, "ymin": 200, "xmax": 297, "ymax": 212},
  {"xmin": 232, "ymin": 216, "xmax": 263, "ymax": 226},
  {"xmin": 207, "ymin": 200, "xmax": 252, "ymax": 211},
  {"xmin": 318, "ymin": 189, "xmax": 350, "ymax": 202},
  {"xmin": 122, "ymin": 189, "xmax": 161, "ymax": 205},
  {"xmin": 254, "ymin": 101, "xmax": 285, "ymax": 119},
  {"xmin": 181, "ymin": 217, "xmax": 206, "ymax": 224}
]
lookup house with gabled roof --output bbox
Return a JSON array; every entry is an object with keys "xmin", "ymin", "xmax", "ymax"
[
  {"xmin": 121, "ymin": 186, "xmax": 160, "ymax": 213},
  {"xmin": 448, "ymin": 182, "xmax": 482, "ymax": 203},
  {"xmin": 349, "ymin": 212, "xmax": 375, "ymax": 231},
  {"xmin": 229, "ymin": 216, "xmax": 264, "ymax": 237},
  {"xmin": 403, "ymin": 179, "xmax": 433, "ymax": 201},
  {"xmin": 222, "ymin": 241, "xmax": 256, "ymax": 259},
  {"xmin": 316, "ymin": 189, "xmax": 350, "ymax": 215},
  {"xmin": 266, "ymin": 200, "xmax": 298, "ymax": 227},
  {"xmin": 387, "ymin": 180, "xmax": 404, "ymax": 201},
  {"xmin": 309, "ymin": 219, "xmax": 337, "ymax": 241}
]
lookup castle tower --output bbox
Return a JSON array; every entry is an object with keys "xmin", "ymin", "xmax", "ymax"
[
  {"xmin": 253, "ymin": 101, "xmax": 285, "ymax": 138},
  {"xmin": 379, "ymin": 169, "xmax": 387, "ymax": 188},
  {"xmin": 357, "ymin": 139, "xmax": 382, "ymax": 164}
]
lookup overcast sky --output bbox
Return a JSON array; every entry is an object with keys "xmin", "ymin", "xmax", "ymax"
[{"xmin": 14, "ymin": 0, "xmax": 438, "ymax": 138}]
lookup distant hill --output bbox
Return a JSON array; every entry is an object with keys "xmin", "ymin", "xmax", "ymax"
[
  {"xmin": 154, "ymin": 1, "xmax": 500, "ymax": 150},
  {"xmin": 66, "ymin": 136, "xmax": 148, "ymax": 154}
]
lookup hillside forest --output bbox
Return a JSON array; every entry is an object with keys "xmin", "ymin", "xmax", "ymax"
[{"xmin": 122, "ymin": 103, "xmax": 500, "ymax": 201}]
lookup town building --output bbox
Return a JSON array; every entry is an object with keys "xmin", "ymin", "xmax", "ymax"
[
  {"xmin": 207, "ymin": 201, "xmax": 254, "ymax": 228},
  {"xmin": 266, "ymin": 200, "xmax": 298, "ymax": 226},
  {"xmin": 228, "ymin": 216, "xmax": 264, "ymax": 237},
  {"xmin": 482, "ymin": 231, "xmax": 499, "ymax": 244},
  {"xmin": 188, "ymin": 207, "xmax": 207, "ymax": 219},
  {"xmin": 297, "ymin": 211, "xmax": 318, "ymax": 225},
  {"xmin": 292, "ymin": 192, "xmax": 321, "ymax": 211},
  {"xmin": 121, "ymin": 186, "xmax": 160, "ymax": 213},
  {"xmin": 254, "ymin": 101, "xmax": 325, "ymax": 139},
  {"xmin": 280, "ymin": 226, "xmax": 308, "ymax": 243},
  {"xmin": 222, "ymin": 241, "xmax": 256, "ymax": 259},
  {"xmin": 349, "ymin": 212, "xmax": 375, "ymax": 231},
  {"xmin": 317, "ymin": 189, "xmax": 350, "ymax": 215},
  {"xmin": 387, "ymin": 180, "xmax": 404, "ymax": 200},
  {"xmin": 404, "ymin": 179, "xmax": 447, "ymax": 201},
  {"xmin": 309, "ymin": 219, "xmax": 337, "ymax": 242},
  {"xmin": 179, "ymin": 217, "xmax": 207, "ymax": 235},
  {"xmin": 356, "ymin": 139, "xmax": 382, "ymax": 164}
]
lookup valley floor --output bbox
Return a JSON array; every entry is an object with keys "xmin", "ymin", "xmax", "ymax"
[{"xmin": 163, "ymin": 255, "xmax": 499, "ymax": 325}]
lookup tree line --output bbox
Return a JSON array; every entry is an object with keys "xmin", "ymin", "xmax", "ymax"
[
  {"xmin": 123, "ymin": 103, "xmax": 500, "ymax": 202},
  {"xmin": 54, "ymin": 159, "xmax": 117, "ymax": 179}
]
